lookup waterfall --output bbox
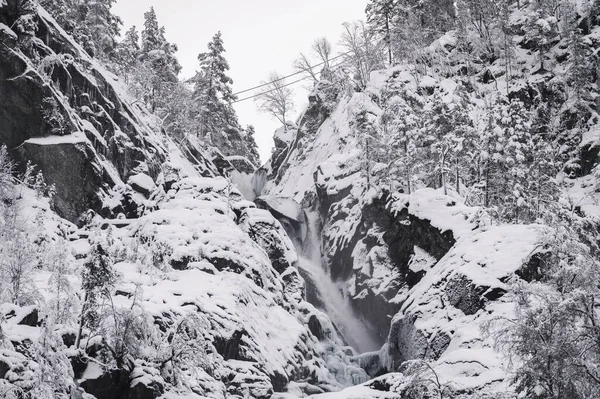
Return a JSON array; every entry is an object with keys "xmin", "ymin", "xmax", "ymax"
[
  {"xmin": 255, "ymin": 194, "xmax": 380, "ymax": 354},
  {"xmin": 297, "ymin": 210, "xmax": 380, "ymax": 354}
]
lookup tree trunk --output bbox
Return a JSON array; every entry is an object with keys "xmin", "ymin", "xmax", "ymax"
[
  {"xmin": 75, "ymin": 292, "xmax": 89, "ymax": 349},
  {"xmin": 385, "ymin": 14, "xmax": 392, "ymax": 65},
  {"xmin": 485, "ymin": 163, "xmax": 490, "ymax": 208},
  {"xmin": 455, "ymin": 159, "xmax": 460, "ymax": 194}
]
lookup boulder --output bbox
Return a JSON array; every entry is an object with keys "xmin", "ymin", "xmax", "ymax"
[
  {"xmin": 80, "ymin": 368, "xmax": 131, "ymax": 399},
  {"xmin": 17, "ymin": 306, "xmax": 39, "ymax": 327},
  {"xmin": 128, "ymin": 173, "xmax": 156, "ymax": 198},
  {"xmin": 19, "ymin": 137, "xmax": 108, "ymax": 223},
  {"xmin": 308, "ymin": 314, "xmax": 325, "ymax": 341},
  {"xmin": 213, "ymin": 329, "xmax": 248, "ymax": 361}
]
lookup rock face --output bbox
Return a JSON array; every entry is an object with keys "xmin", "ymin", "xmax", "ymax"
[
  {"xmin": 262, "ymin": 60, "xmax": 553, "ymax": 397},
  {"xmin": 0, "ymin": 4, "xmax": 372, "ymax": 399},
  {"xmin": 0, "ymin": 4, "xmax": 170, "ymax": 223},
  {"xmin": 19, "ymin": 135, "xmax": 109, "ymax": 221}
]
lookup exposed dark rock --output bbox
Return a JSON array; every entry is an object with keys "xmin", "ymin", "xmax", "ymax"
[
  {"xmin": 281, "ymin": 267, "xmax": 306, "ymax": 302},
  {"xmin": 429, "ymin": 332, "xmax": 451, "ymax": 359},
  {"xmin": 445, "ymin": 274, "xmax": 485, "ymax": 316},
  {"xmin": 80, "ymin": 368, "xmax": 131, "ymax": 399},
  {"xmin": 17, "ymin": 307, "xmax": 39, "ymax": 327},
  {"xmin": 516, "ymin": 250, "xmax": 551, "ymax": 282},
  {"xmin": 61, "ymin": 331, "xmax": 76, "ymax": 347},
  {"xmin": 0, "ymin": 7, "xmax": 167, "ymax": 224},
  {"xmin": 18, "ymin": 140, "xmax": 108, "ymax": 223},
  {"xmin": 308, "ymin": 315, "xmax": 325, "ymax": 341},
  {"xmin": 129, "ymin": 378, "xmax": 163, "ymax": 399},
  {"xmin": 322, "ymin": 192, "xmax": 455, "ymax": 346},
  {"xmin": 69, "ymin": 353, "xmax": 87, "ymax": 379},
  {"xmin": 170, "ymin": 256, "xmax": 194, "ymax": 271},
  {"xmin": 0, "ymin": 358, "xmax": 9, "ymax": 379},
  {"xmin": 270, "ymin": 370, "xmax": 289, "ymax": 393},
  {"xmin": 356, "ymin": 352, "xmax": 388, "ymax": 378},
  {"xmin": 349, "ymin": 286, "xmax": 398, "ymax": 345},
  {"xmin": 213, "ymin": 329, "xmax": 247, "ymax": 361},
  {"xmin": 368, "ymin": 378, "xmax": 392, "ymax": 392},
  {"xmin": 239, "ymin": 208, "xmax": 296, "ymax": 274},
  {"xmin": 128, "ymin": 173, "xmax": 155, "ymax": 198},
  {"xmin": 581, "ymin": 142, "xmax": 600, "ymax": 176},
  {"xmin": 387, "ymin": 315, "xmax": 429, "ymax": 369}
]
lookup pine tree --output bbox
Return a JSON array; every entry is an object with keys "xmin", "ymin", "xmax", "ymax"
[
  {"xmin": 139, "ymin": 7, "xmax": 181, "ymax": 112},
  {"xmin": 191, "ymin": 32, "xmax": 238, "ymax": 140},
  {"xmin": 421, "ymin": 94, "xmax": 458, "ymax": 195},
  {"xmin": 75, "ymin": 240, "xmax": 116, "ymax": 348},
  {"xmin": 115, "ymin": 26, "xmax": 140, "ymax": 81},
  {"xmin": 494, "ymin": 99, "xmax": 537, "ymax": 222},
  {"xmin": 382, "ymin": 94, "xmax": 421, "ymax": 193},
  {"xmin": 43, "ymin": 0, "xmax": 123, "ymax": 60},
  {"xmin": 354, "ymin": 107, "xmax": 387, "ymax": 189},
  {"xmin": 85, "ymin": 0, "xmax": 122, "ymax": 59},
  {"xmin": 244, "ymin": 125, "xmax": 261, "ymax": 167},
  {"xmin": 365, "ymin": 0, "xmax": 397, "ymax": 64}
]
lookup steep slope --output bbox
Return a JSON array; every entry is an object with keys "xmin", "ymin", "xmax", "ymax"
[
  {"xmin": 260, "ymin": 7, "xmax": 600, "ymax": 395},
  {"xmin": 0, "ymin": 3, "xmax": 371, "ymax": 399}
]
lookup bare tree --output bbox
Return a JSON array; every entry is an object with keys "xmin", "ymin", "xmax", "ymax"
[
  {"xmin": 254, "ymin": 72, "xmax": 295, "ymax": 128},
  {"xmin": 340, "ymin": 21, "xmax": 384, "ymax": 90},
  {"xmin": 293, "ymin": 37, "xmax": 333, "ymax": 84}
]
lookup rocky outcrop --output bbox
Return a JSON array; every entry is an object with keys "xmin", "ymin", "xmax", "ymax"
[
  {"xmin": 0, "ymin": 4, "xmax": 171, "ymax": 223},
  {"xmin": 386, "ymin": 224, "xmax": 543, "ymax": 372}
]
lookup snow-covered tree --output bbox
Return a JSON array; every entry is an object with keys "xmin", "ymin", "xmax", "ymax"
[
  {"xmin": 139, "ymin": 7, "xmax": 181, "ymax": 112},
  {"xmin": 75, "ymin": 238, "xmax": 117, "ymax": 348},
  {"xmin": 421, "ymin": 94, "xmax": 460, "ymax": 194},
  {"xmin": 191, "ymin": 31, "xmax": 238, "ymax": 139},
  {"xmin": 365, "ymin": 0, "xmax": 397, "ymax": 64},
  {"xmin": 354, "ymin": 107, "xmax": 385, "ymax": 188},
  {"xmin": 486, "ymin": 225, "xmax": 600, "ymax": 399},
  {"xmin": 341, "ymin": 21, "xmax": 385, "ymax": 90},
  {"xmin": 41, "ymin": 0, "xmax": 122, "ymax": 60},
  {"xmin": 381, "ymin": 94, "xmax": 422, "ymax": 193},
  {"xmin": 244, "ymin": 125, "xmax": 261, "ymax": 167},
  {"xmin": 115, "ymin": 25, "xmax": 141, "ymax": 81}
]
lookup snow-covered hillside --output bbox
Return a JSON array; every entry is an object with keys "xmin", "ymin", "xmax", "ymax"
[{"xmin": 2, "ymin": 0, "xmax": 600, "ymax": 398}]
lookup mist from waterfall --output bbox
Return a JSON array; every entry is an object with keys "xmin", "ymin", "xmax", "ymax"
[{"xmin": 298, "ymin": 211, "xmax": 380, "ymax": 354}]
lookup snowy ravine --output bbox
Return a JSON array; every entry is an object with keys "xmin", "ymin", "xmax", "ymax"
[
  {"xmin": 257, "ymin": 60, "xmax": 561, "ymax": 397},
  {"xmin": 0, "ymin": 4, "xmax": 369, "ymax": 399},
  {"xmin": 257, "ymin": 196, "xmax": 381, "ymax": 354},
  {"xmin": 4, "ymin": 1, "xmax": 600, "ymax": 398}
]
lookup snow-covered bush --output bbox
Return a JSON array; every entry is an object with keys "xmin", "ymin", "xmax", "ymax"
[
  {"xmin": 484, "ymin": 225, "xmax": 600, "ymax": 399},
  {"xmin": 154, "ymin": 313, "xmax": 216, "ymax": 387}
]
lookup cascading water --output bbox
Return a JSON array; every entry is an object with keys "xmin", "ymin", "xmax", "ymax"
[
  {"xmin": 250, "ymin": 193, "xmax": 380, "ymax": 354},
  {"xmin": 297, "ymin": 211, "xmax": 380, "ymax": 354}
]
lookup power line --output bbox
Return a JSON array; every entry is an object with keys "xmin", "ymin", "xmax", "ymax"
[
  {"xmin": 231, "ymin": 51, "xmax": 351, "ymax": 97},
  {"xmin": 232, "ymin": 60, "xmax": 348, "ymax": 104},
  {"xmin": 233, "ymin": 75, "xmax": 311, "ymax": 104}
]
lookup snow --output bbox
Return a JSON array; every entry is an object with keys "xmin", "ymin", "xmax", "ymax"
[
  {"xmin": 258, "ymin": 196, "xmax": 304, "ymax": 223},
  {"xmin": 128, "ymin": 173, "xmax": 156, "ymax": 192},
  {"xmin": 419, "ymin": 75, "xmax": 437, "ymax": 89},
  {"xmin": 80, "ymin": 363, "xmax": 104, "ymax": 382},
  {"xmin": 24, "ymin": 132, "xmax": 87, "ymax": 145},
  {"xmin": 0, "ymin": 22, "xmax": 16, "ymax": 39},
  {"xmin": 581, "ymin": 125, "xmax": 600, "ymax": 150},
  {"xmin": 408, "ymin": 246, "xmax": 437, "ymax": 273},
  {"xmin": 265, "ymin": 91, "xmax": 376, "ymax": 203},
  {"xmin": 389, "ymin": 189, "xmax": 478, "ymax": 239}
]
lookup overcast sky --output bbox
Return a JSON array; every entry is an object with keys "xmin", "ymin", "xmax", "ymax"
[{"xmin": 112, "ymin": 0, "xmax": 367, "ymax": 163}]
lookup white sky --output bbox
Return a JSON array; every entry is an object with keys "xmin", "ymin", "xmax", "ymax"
[{"xmin": 112, "ymin": 0, "xmax": 367, "ymax": 163}]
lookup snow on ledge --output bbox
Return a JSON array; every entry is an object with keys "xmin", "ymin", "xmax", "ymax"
[{"xmin": 24, "ymin": 132, "xmax": 87, "ymax": 146}]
